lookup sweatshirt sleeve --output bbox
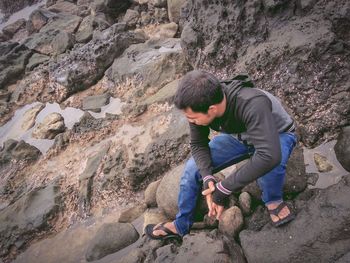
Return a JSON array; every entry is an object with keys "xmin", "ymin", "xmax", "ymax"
[
  {"xmin": 220, "ymin": 95, "xmax": 282, "ymax": 192},
  {"xmin": 189, "ymin": 122, "xmax": 213, "ymax": 178}
]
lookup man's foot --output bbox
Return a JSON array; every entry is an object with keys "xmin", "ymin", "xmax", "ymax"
[
  {"xmin": 267, "ymin": 201, "xmax": 295, "ymax": 227},
  {"xmin": 145, "ymin": 222, "xmax": 182, "ymax": 241}
]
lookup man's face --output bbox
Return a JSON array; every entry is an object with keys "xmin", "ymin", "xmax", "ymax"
[{"xmin": 183, "ymin": 107, "xmax": 216, "ymax": 126}]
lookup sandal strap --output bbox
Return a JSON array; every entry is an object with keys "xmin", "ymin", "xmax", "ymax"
[
  {"xmin": 268, "ymin": 202, "xmax": 288, "ymax": 216},
  {"xmin": 154, "ymin": 222, "xmax": 176, "ymax": 235}
]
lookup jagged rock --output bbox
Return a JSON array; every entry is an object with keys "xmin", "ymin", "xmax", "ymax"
[
  {"xmin": 0, "ymin": 182, "xmax": 61, "ymax": 257},
  {"xmin": 21, "ymin": 103, "xmax": 45, "ymax": 131},
  {"xmin": 85, "ymin": 222, "xmax": 139, "ymax": 261},
  {"xmin": 123, "ymin": 9, "xmax": 139, "ymax": 28},
  {"xmin": 0, "ymin": 139, "xmax": 41, "ymax": 165},
  {"xmin": 180, "ymin": 0, "xmax": 350, "ymax": 146},
  {"xmin": 75, "ymin": 14, "xmax": 111, "ymax": 43},
  {"xmin": 142, "ymin": 79, "xmax": 179, "ymax": 106},
  {"xmin": 118, "ymin": 204, "xmax": 147, "ymax": 223},
  {"xmin": 26, "ymin": 8, "xmax": 58, "ymax": 34},
  {"xmin": 240, "ymin": 176, "xmax": 350, "ymax": 263},
  {"xmin": 79, "ymin": 144, "xmax": 110, "ymax": 213},
  {"xmin": 0, "ymin": 41, "xmax": 18, "ymax": 56},
  {"xmin": 152, "ymin": 22, "xmax": 178, "ymax": 39},
  {"xmin": 105, "ymin": 38, "xmax": 191, "ymax": 99},
  {"xmin": 47, "ymin": 1, "xmax": 81, "ymax": 16},
  {"xmin": 26, "ymin": 53, "xmax": 50, "ymax": 71},
  {"xmin": 82, "ymin": 93, "xmax": 110, "ymax": 112},
  {"xmin": 0, "ymin": 44, "xmax": 32, "ymax": 89},
  {"xmin": 51, "ymin": 131, "xmax": 70, "ymax": 151},
  {"xmin": 167, "ymin": 0, "xmax": 186, "ymax": 23},
  {"xmin": 314, "ymin": 152, "xmax": 333, "ymax": 172},
  {"xmin": 334, "ymin": 126, "xmax": 350, "ymax": 172},
  {"xmin": 218, "ymin": 206, "xmax": 244, "ymax": 238},
  {"xmin": 145, "ymin": 179, "xmax": 161, "ymax": 207},
  {"xmin": 238, "ymin": 192, "xmax": 251, "ymax": 216},
  {"xmin": 2, "ymin": 19, "xmax": 26, "ymax": 39},
  {"xmin": 32, "ymin": 112, "xmax": 66, "ymax": 139},
  {"xmin": 50, "ymin": 23, "xmax": 145, "ymax": 97}
]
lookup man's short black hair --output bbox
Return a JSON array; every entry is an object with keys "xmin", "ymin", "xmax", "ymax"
[{"xmin": 174, "ymin": 70, "xmax": 224, "ymax": 113}]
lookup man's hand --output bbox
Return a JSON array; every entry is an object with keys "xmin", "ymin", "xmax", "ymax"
[{"xmin": 202, "ymin": 181, "xmax": 225, "ymax": 220}]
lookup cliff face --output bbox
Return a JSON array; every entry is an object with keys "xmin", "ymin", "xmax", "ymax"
[{"xmin": 180, "ymin": 0, "xmax": 350, "ymax": 146}]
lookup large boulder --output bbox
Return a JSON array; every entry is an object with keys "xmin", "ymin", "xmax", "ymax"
[
  {"xmin": 240, "ymin": 176, "xmax": 350, "ymax": 263},
  {"xmin": 47, "ymin": 1, "xmax": 81, "ymax": 16},
  {"xmin": 105, "ymin": 37, "xmax": 191, "ymax": 99},
  {"xmin": 180, "ymin": 0, "xmax": 350, "ymax": 146},
  {"xmin": 85, "ymin": 222, "xmax": 139, "ymax": 261},
  {"xmin": 104, "ymin": 108, "xmax": 190, "ymax": 190},
  {"xmin": 148, "ymin": 232, "xmax": 246, "ymax": 263},
  {"xmin": 334, "ymin": 126, "xmax": 350, "ymax": 172},
  {"xmin": 49, "ymin": 23, "xmax": 145, "ymax": 97},
  {"xmin": 0, "ymin": 182, "xmax": 61, "ymax": 257},
  {"xmin": 75, "ymin": 14, "xmax": 110, "ymax": 43},
  {"xmin": 32, "ymin": 112, "xmax": 66, "ymax": 139}
]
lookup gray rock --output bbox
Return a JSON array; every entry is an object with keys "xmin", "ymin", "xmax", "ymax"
[
  {"xmin": 52, "ymin": 30, "xmax": 74, "ymax": 55},
  {"xmin": 314, "ymin": 152, "xmax": 333, "ymax": 172},
  {"xmin": 75, "ymin": 14, "xmax": 111, "ymax": 43},
  {"xmin": 0, "ymin": 182, "xmax": 61, "ymax": 257},
  {"xmin": 39, "ymin": 13, "xmax": 81, "ymax": 34},
  {"xmin": 82, "ymin": 93, "xmax": 110, "ymax": 112},
  {"xmin": 238, "ymin": 192, "xmax": 251, "ymax": 216},
  {"xmin": 105, "ymin": 38, "xmax": 191, "ymax": 97},
  {"xmin": 142, "ymin": 79, "xmax": 180, "ymax": 106},
  {"xmin": 32, "ymin": 112, "xmax": 66, "ymax": 139},
  {"xmin": 0, "ymin": 139, "xmax": 41, "ymax": 165},
  {"xmin": 24, "ymin": 29, "xmax": 62, "ymax": 55},
  {"xmin": 26, "ymin": 53, "xmax": 50, "ymax": 71},
  {"xmin": 151, "ymin": 232, "xmax": 245, "ymax": 263},
  {"xmin": 123, "ymin": 9, "xmax": 140, "ymax": 28},
  {"xmin": 2, "ymin": 18, "xmax": 26, "ymax": 39},
  {"xmin": 218, "ymin": 206, "xmax": 243, "ymax": 238},
  {"xmin": 85, "ymin": 222, "xmax": 139, "ymax": 261},
  {"xmin": 167, "ymin": 0, "xmax": 186, "ymax": 23},
  {"xmin": 79, "ymin": 144, "xmax": 110, "ymax": 213},
  {"xmin": 21, "ymin": 103, "xmax": 45, "ymax": 131},
  {"xmin": 335, "ymin": 252, "xmax": 350, "ymax": 263},
  {"xmin": 0, "ymin": 41, "xmax": 18, "ymax": 57},
  {"xmin": 0, "ymin": 44, "xmax": 32, "ymax": 89},
  {"xmin": 152, "ymin": 22, "xmax": 178, "ymax": 39},
  {"xmin": 145, "ymin": 179, "xmax": 161, "ymax": 207},
  {"xmin": 26, "ymin": 8, "xmax": 59, "ymax": 34},
  {"xmin": 240, "ymin": 176, "xmax": 350, "ymax": 263},
  {"xmin": 118, "ymin": 249, "xmax": 146, "ymax": 263},
  {"xmin": 334, "ymin": 126, "xmax": 350, "ymax": 172},
  {"xmin": 118, "ymin": 204, "xmax": 147, "ymax": 223},
  {"xmin": 50, "ymin": 23, "xmax": 145, "ymax": 96},
  {"xmin": 156, "ymin": 164, "xmax": 183, "ymax": 219},
  {"xmin": 48, "ymin": 1, "xmax": 81, "ymax": 16}
]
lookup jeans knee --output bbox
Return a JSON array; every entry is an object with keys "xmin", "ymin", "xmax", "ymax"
[{"xmin": 181, "ymin": 158, "xmax": 201, "ymax": 186}]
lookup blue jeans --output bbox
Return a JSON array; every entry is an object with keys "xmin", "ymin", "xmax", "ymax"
[{"xmin": 174, "ymin": 132, "xmax": 297, "ymax": 236}]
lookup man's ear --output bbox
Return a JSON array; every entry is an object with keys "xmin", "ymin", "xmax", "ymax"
[{"xmin": 208, "ymin": 105, "xmax": 218, "ymax": 115}]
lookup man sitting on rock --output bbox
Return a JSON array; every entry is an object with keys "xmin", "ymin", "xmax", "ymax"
[{"xmin": 145, "ymin": 70, "xmax": 297, "ymax": 240}]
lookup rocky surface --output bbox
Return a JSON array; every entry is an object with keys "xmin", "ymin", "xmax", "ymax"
[
  {"xmin": 240, "ymin": 176, "xmax": 350, "ymax": 263},
  {"xmin": 0, "ymin": 0, "xmax": 349, "ymax": 262}
]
